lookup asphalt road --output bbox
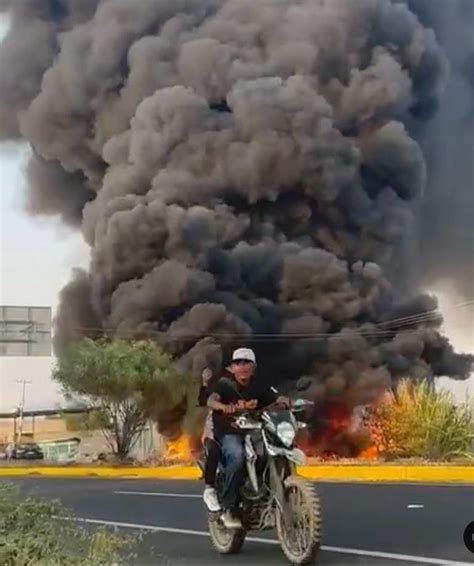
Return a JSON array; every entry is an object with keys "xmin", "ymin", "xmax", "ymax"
[{"xmin": 6, "ymin": 477, "xmax": 473, "ymax": 565}]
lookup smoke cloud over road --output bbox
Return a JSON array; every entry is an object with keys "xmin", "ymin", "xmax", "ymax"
[{"xmin": 0, "ymin": 0, "xmax": 471, "ymax": 423}]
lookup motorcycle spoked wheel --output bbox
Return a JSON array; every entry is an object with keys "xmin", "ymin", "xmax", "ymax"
[
  {"xmin": 208, "ymin": 513, "xmax": 246, "ymax": 554},
  {"xmin": 275, "ymin": 475, "xmax": 321, "ymax": 565},
  {"xmin": 208, "ymin": 465, "xmax": 247, "ymax": 554}
]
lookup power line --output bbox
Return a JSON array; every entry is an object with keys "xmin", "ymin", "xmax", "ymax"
[
  {"xmin": 52, "ymin": 298, "xmax": 474, "ymax": 342},
  {"xmin": 376, "ymin": 300, "xmax": 474, "ymax": 329}
]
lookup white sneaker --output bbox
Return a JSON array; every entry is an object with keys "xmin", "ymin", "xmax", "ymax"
[
  {"xmin": 203, "ymin": 487, "xmax": 221, "ymax": 512},
  {"xmin": 221, "ymin": 510, "xmax": 242, "ymax": 530}
]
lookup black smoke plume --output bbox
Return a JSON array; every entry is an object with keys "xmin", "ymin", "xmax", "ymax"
[
  {"xmin": 406, "ymin": 0, "xmax": 474, "ymax": 299},
  {"xmin": 0, "ymin": 0, "xmax": 472, "ymax": 431}
]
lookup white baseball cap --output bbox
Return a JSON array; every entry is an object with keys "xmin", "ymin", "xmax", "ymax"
[{"xmin": 232, "ymin": 347, "xmax": 256, "ymax": 364}]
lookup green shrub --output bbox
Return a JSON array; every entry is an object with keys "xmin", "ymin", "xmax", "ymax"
[
  {"xmin": 0, "ymin": 482, "xmax": 136, "ymax": 566},
  {"xmin": 375, "ymin": 380, "xmax": 474, "ymax": 461},
  {"xmin": 54, "ymin": 339, "xmax": 183, "ymax": 460}
]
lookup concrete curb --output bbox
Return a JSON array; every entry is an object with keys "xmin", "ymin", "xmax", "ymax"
[
  {"xmin": 298, "ymin": 465, "xmax": 474, "ymax": 483},
  {"xmin": 0, "ymin": 466, "xmax": 200, "ymax": 480},
  {"xmin": 0, "ymin": 465, "xmax": 473, "ymax": 483}
]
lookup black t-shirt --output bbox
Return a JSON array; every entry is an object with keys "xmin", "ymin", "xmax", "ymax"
[
  {"xmin": 198, "ymin": 373, "xmax": 222, "ymax": 407},
  {"xmin": 211, "ymin": 375, "xmax": 278, "ymax": 436}
]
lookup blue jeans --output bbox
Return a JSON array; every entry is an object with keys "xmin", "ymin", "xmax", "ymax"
[{"xmin": 218, "ymin": 434, "xmax": 245, "ymax": 511}]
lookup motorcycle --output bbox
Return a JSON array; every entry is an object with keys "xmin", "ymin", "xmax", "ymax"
[{"xmin": 207, "ymin": 398, "xmax": 321, "ymax": 565}]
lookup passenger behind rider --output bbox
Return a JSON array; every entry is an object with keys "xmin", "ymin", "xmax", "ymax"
[
  {"xmin": 199, "ymin": 363, "xmax": 242, "ymax": 512},
  {"xmin": 207, "ymin": 347, "xmax": 289, "ymax": 529},
  {"xmin": 199, "ymin": 367, "xmax": 222, "ymax": 513}
]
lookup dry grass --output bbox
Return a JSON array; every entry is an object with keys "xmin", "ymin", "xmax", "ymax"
[{"xmin": 373, "ymin": 380, "xmax": 474, "ymax": 461}]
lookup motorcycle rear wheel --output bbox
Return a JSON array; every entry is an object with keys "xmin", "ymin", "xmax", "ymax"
[
  {"xmin": 208, "ymin": 515, "xmax": 246, "ymax": 554},
  {"xmin": 275, "ymin": 475, "xmax": 321, "ymax": 565}
]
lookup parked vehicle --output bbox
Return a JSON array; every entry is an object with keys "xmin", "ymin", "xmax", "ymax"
[{"xmin": 11, "ymin": 443, "xmax": 44, "ymax": 460}]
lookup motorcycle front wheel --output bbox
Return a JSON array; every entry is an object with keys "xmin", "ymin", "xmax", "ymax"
[
  {"xmin": 208, "ymin": 514, "xmax": 246, "ymax": 555},
  {"xmin": 275, "ymin": 475, "xmax": 321, "ymax": 565}
]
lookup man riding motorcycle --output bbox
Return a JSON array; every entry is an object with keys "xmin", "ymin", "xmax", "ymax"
[{"xmin": 206, "ymin": 347, "xmax": 289, "ymax": 529}]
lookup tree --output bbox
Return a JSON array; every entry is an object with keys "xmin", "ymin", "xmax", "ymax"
[{"xmin": 54, "ymin": 339, "xmax": 182, "ymax": 460}]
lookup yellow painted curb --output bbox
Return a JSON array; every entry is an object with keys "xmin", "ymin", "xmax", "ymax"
[
  {"xmin": 297, "ymin": 465, "xmax": 474, "ymax": 483},
  {"xmin": 0, "ymin": 466, "xmax": 200, "ymax": 480},
  {"xmin": 0, "ymin": 465, "xmax": 472, "ymax": 483}
]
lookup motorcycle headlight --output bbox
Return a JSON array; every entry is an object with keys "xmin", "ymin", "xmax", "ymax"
[{"xmin": 276, "ymin": 422, "xmax": 296, "ymax": 447}]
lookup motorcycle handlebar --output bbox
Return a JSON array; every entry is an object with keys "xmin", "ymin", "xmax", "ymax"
[{"xmin": 225, "ymin": 398, "xmax": 314, "ymax": 416}]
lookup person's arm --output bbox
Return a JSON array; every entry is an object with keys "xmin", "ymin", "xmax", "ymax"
[
  {"xmin": 207, "ymin": 378, "xmax": 238, "ymax": 414},
  {"xmin": 259, "ymin": 385, "xmax": 290, "ymax": 409},
  {"xmin": 198, "ymin": 368, "xmax": 213, "ymax": 407},
  {"xmin": 207, "ymin": 392, "xmax": 236, "ymax": 414}
]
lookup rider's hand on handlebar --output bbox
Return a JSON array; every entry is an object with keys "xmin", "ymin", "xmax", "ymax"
[
  {"xmin": 221, "ymin": 403, "xmax": 237, "ymax": 414},
  {"xmin": 276, "ymin": 395, "xmax": 291, "ymax": 408},
  {"xmin": 234, "ymin": 399, "xmax": 258, "ymax": 411}
]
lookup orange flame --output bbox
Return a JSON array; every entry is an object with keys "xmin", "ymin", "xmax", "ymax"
[
  {"xmin": 358, "ymin": 406, "xmax": 386, "ymax": 460},
  {"xmin": 297, "ymin": 397, "xmax": 389, "ymax": 460},
  {"xmin": 165, "ymin": 395, "xmax": 390, "ymax": 463},
  {"xmin": 359, "ymin": 443, "xmax": 379, "ymax": 460},
  {"xmin": 164, "ymin": 434, "xmax": 193, "ymax": 462}
]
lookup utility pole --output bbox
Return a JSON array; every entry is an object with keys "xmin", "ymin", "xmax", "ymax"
[{"xmin": 16, "ymin": 379, "xmax": 32, "ymax": 444}]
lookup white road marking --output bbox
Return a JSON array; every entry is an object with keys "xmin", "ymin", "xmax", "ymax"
[
  {"xmin": 73, "ymin": 516, "xmax": 471, "ymax": 566},
  {"xmin": 116, "ymin": 493, "xmax": 434, "ymax": 517},
  {"xmin": 114, "ymin": 490, "xmax": 200, "ymax": 498}
]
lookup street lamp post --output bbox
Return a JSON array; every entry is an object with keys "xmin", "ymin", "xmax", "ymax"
[{"xmin": 16, "ymin": 379, "xmax": 32, "ymax": 444}]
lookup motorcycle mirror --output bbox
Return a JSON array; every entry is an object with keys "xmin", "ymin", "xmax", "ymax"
[{"xmin": 293, "ymin": 398, "xmax": 313, "ymax": 408}]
